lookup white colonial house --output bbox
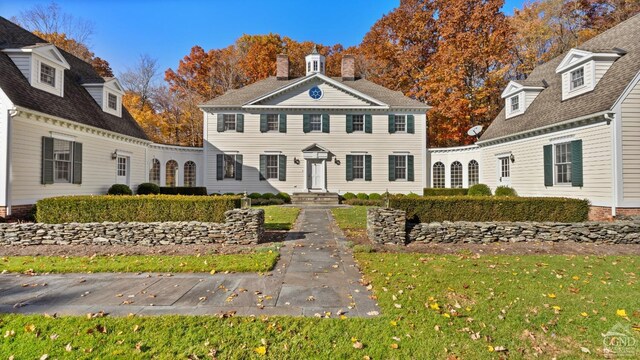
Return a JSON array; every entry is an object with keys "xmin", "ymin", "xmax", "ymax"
[
  {"xmin": 199, "ymin": 48, "xmax": 429, "ymax": 198},
  {"xmin": 0, "ymin": 17, "xmax": 203, "ymax": 218},
  {"xmin": 429, "ymin": 14, "xmax": 640, "ymax": 219}
]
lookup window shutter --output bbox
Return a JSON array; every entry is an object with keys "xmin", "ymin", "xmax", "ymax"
[
  {"xmin": 407, "ymin": 155, "xmax": 415, "ymax": 181},
  {"xmin": 388, "ymin": 155, "xmax": 396, "ymax": 181},
  {"xmin": 72, "ymin": 142, "xmax": 83, "ymax": 184},
  {"xmin": 365, "ymin": 155, "xmax": 372, "ymax": 181},
  {"xmin": 388, "ymin": 115, "xmax": 396, "ymax": 133},
  {"xmin": 303, "ymin": 114, "xmax": 311, "ymax": 133},
  {"xmin": 407, "ymin": 115, "xmax": 415, "ymax": 134},
  {"xmin": 571, "ymin": 140, "xmax": 583, "ymax": 187},
  {"xmin": 322, "ymin": 114, "xmax": 330, "ymax": 133},
  {"xmin": 346, "ymin": 155, "xmax": 353, "ymax": 181},
  {"xmin": 259, "ymin": 155, "xmax": 267, "ymax": 180},
  {"xmin": 217, "ymin": 114, "xmax": 224, "ymax": 132},
  {"xmin": 235, "ymin": 155, "xmax": 243, "ymax": 181},
  {"xmin": 236, "ymin": 114, "xmax": 244, "ymax": 132},
  {"xmin": 216, "ymin": 154, "xmax": 223, "ymax": 180},
  {"xmin": 279, "ymin": 155, "xmax": 287, "ymax": 181},
  {"xmin": 365, "ymin": 114, "xmax": 372, "ymax": 133},
  {"xmin": 41, "ymin": 137, "xmax": 54, "ymax": 185},
  {"xmin": 279, "ymin": 113, "xmax": 287, "ymax": 133},
  {"xmin": 346, "ymin": 114, "xmax": 353, "ymax": 133},
  {"xmin": 260, "ymin": 114, "xmax": 268, "ymax": 133},
  {"xmin": 543, "ymin": 145, "xmax": 553, "ymax": 187}
]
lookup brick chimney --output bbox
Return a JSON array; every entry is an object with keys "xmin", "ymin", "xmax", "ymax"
[
  {"xmin": 276, "ymin": 54, "xmax": 289, "ymax": 80},
  {"xmin": 341, "ymin": 55, "xmax": 355, "ymax": 81}
]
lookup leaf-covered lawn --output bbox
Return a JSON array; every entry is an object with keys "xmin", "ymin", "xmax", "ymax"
[
  {"xmin": 1, "ymin": 253, "xmax": 638, "ymax": 359},
  {"xmin": 258, "ymin": 206, "xmax": 300, "ymax": 230},
  {"xmin": 0, "ymin": 252, "xmax": 279, "ymax": 274},
  {"xmin": 331, "ymin": 206, "xmax": 368, "ymax": 230}
]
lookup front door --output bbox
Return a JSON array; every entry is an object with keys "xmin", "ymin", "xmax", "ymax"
[
  {"xmin": 307, "ymin": 159, "xmax": 325, "ymax": 191},
  {"xmin": 116, "ymin": 156, "xmax": 130, "ymax": 186}
]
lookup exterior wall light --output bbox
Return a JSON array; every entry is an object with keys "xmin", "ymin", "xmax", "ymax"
[{"xmin": 510, "ymin": 154, "xmax": 515, "ymax": 163}]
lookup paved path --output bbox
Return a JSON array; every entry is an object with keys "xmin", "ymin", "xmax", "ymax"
[{"xmin": 0, "ymin": 208, "xmax": 379, "ymax": 317}]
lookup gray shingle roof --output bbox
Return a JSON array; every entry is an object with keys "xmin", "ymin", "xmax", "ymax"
[
  {"xmin": 201, "ymin": 75, "xmax": 429, "ymax": 109},
  {"xmin": 481, "ymin": 14, "xmax": 640, "ymax": 142},
  {"xmin": 0, "ymin": 17, "xmax": 149, "ymax": 140}
]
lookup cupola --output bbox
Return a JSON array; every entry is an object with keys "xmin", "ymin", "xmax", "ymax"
[{"xmin": 305, "ymin": 45, "xmax": 325, "ymax": 76}]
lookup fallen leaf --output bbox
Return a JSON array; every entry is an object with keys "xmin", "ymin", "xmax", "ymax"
[
  {"xmin": 617, "ymin": 309, "xmax": 628, "ymax": 318},
  {"xmin": 390, "ymin": 343, "xmax": 399, "ymax": 349},
  {"xmin": 353, "ymin": 341, "xmax": 363, "ymax": 349},
  {"xmin": 254, "ymin": 346, "xmax": 267, "ymax": 355},
  {"xmin": 65, "ymin": 343, "xmax": 72, "ymax": 352}
]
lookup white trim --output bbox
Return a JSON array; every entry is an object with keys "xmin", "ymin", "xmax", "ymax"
[
  {"xmin": 548, "ymin": 134, "xmax": 575, "ymax": 144},
  {"xmin": 555, "ymin": 49, "xmax": 620, "ymax": 73},
  {"xmin": 49, "ymin": 131, "xmax": 76, "ymax": 142},
  {"xmin": 613, "ymin": 104, "xmax": 622, "ymax": 216},
  {"xmin": 612, "ymin": 69, "xmax": 640, "ymax": 109},
  {"xmin": 3, "ymin": 44, "xmax": 70, "ymax": 69},
  {"xmin": 115, "ymin": 149, "xmax": 133, "ymax": 157},
  {"xmin": 428, "ymin": 144, "xmax": 480, "ymax": 153}
]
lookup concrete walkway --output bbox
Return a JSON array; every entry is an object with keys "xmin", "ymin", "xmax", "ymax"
[{"xmin": 0, "ymin": 208, "xmax": 379, "ymax": 317}]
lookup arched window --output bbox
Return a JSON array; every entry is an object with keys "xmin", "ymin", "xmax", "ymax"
[
  {"xmin": 468, "ymin": 160, "xmax": 479, "ymax": 186},
  {"xmin": 451, "ymin": 161, "xmax": 463, "ymax": 188},
  {"xmin": 149, "ymin": 159, "xmax": 160, "ymax": 185},
  {"xmin": 184, "ymin": 161, "xmax": 196, "ymax": 187},
  {"xmin": 432, "ymin": 162, "xmax": 445, "ymax": 188},
  {"xmin": 166, "ymin": 160, "xmax": 178, "ymax": 187}
]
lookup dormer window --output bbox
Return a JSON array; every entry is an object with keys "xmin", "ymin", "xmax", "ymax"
[
  {"xmin": 501, "ymin": 81, "xmax": 544, "ymax": 119},
  {"xmin": 3, "ymin": 44, "xmax": 70, "ymax": 97},
  {"xmin": 510, "ymin": 95, "xmax": 520, "ymax": 112},
  {"xmin": 83, "ymin": 78, "xmax": 124, "ymax": 117},
  {"xmin": 570, "ymin": 67, "xmax": 584, "ymax": 90},
  {"xmin": 107, "ymin": 93, "xmax": 118, "ymax": 110},
  {"xmin": 40, "ymin": 63, "xmax": 56, "ymax": 87},
  {"xmin": 556, "ymin": 48, "xmax": 623, "ymax": 100}
]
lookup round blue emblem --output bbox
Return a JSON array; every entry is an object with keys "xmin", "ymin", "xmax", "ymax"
[{"xmin": 309, "ymin": 86, "xmax": 323, "ymax": 100}]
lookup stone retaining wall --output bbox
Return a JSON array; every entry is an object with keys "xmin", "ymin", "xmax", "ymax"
[
  {"xmin": 366, "ymin": 208, "xmax": 406, "ymax": 245},
  {"xmin": 0, "ymin": 208, "xmax": 265, "ymax": 246}
]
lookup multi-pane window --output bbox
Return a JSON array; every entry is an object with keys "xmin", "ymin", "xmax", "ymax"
[
  {"xmin": 224, "ymin": 155, "xmax": 236, "ymax": 179},
  {"xmin": 570, "ymin": 67, "xmax": 584, "ymax": 90},
  {"xmin": 499, "ymin": 156, "xmax": 510, "ymax": 180},
  {"xmin": 267, "ymin": 114, "xmax": 279, "ymax": 131},
  {"xmin": 510, "ymin": 95, "xmax": 520, "ymax": 112},
  {"xmin": 352, "ymin": 115, "xmax": 364, "ymax": 132},
  {"xmin": 313, "ymin": 60, "xmax": 318, "ymax": 71},
  {"xmin": 352, "ymin": 155, "xmax": 364, "ymax": 180},
  {"xmin": 108, "ymin": 93, "xmax": 118, "ymax": 110},
  {"xmin": 223, "ymin": 114, "xmax": 236, "ymax": 131},
  {"xmin": 53, "ymin": 139, "xmax": 71, "ymax": 183},
  {"xmin": 394, "ymin": 115, "xmax": 406, "ymax": 132},
  {"xmin": 266, "ymin": 155, "xmax": 279, "ymax": 179},
  {"xmin": 149, "ymin": 159, "xmax": 160, "ymax": 185},
  {"xmin": 468, "ymin": 160, "xmax": 479, "ymax": 186},
  {"xmin": 433, "ymin": 162, "xmax": 445, "ymax": 188},
  {"xmin": 394, "ymin": 155, "xmax": 407, "ymax": 180},
  {"xmin": 450, "ymin": 161, "xmax": 463, "ymax": 188},
  {"xmin": 166, "ymin": 160, "xmax": 178, "ymax": 187},
  {"xmin": 117, "ymin": 156, "xmax": 127, "ymax": 177},
  {"xmin": 310, "ymin": 114, "xmax": 322, "ymax": 132},
  {"xmin": 184, "ymin": 161, "xmax": 197, "ymax": 186},
  {"xmin": 40, "ymin": 63, "xmax": 56, "ymax": 87},
  {"xmin": 555, "ymin": 143, "xmax": 572, "ymax": 184}
]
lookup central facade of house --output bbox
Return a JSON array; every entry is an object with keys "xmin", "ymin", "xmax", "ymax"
[{"xmin": 200, "ymin": 50, "xmax": 429, "ymax": 195}]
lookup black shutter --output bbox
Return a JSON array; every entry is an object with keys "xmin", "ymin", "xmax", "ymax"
[
  {"xmin": 259, "ymin": 155, "xmax": 267, "ymax": 180},
  {"xmin": 543, "ymin": 145, "xmax": 553, "ymax": 187},
  {"xmin": 346, "ymin": 155, "xmax": 353, "ymax": 181},
  {"xmin": 365, "ymin": 114, "xmax": 372, "ymax": 133},
  {"xmin": 303, "ymin": 114, "xmax": 311, "ymax": 133},
  {"xmin": 279, "ymin": 155, "xmax": 287, "ymax": 181},
  {"xmin": 346, "ymin": 114, "xmax": 353, "ymax": 133},
  {"xmin": 407, "ymin": 115, "xmax": 415, "ymax": 134},
  {"xmin": 216, "ymin": 154, "xmax": 223, "ymax": 180},
  {"xmin": 217, "ymin": 114, "xmax": 224, "ymax": 132},
  {"xmin": 407, "ymin": 155, "xmax": 414, "ymax": 181},
  {"xmin": 388, "ymin": 115, "xmax": 396, "ymax": 133},
  {"xmin": 571, "ymin": 140, "xmax": 583, "ymax": 187},
  {"xmin": 279, "ymin": 113, "xmax": 287, "ymax": 133},
  {"xmin": 322, "ymin": 114, "xmax": 330, "ymax": 133},
  {"xmin": 235, "ymin": 155, "xmax": 243, "ymax": 181},
  {"xmin": 72, "ymin": 142, "xmax": 82, "ymax": 184},
  {"xmin": 236, "ymin": 114, "xmax": 244, "ymax": 132},
  {"xmin": 388, "ymin": 155, "xmax": 396, "ymax": 181},
  {"xmin": 41, "ymin": 137, "xmax": 54, "ymax": 185},
  {"xmin": 365, "ymin": 155, "xmax": 372, "ymax": 181},
  {"xmin": 260, "ymin": 114, "xmax": 268, "ymax": 133}
]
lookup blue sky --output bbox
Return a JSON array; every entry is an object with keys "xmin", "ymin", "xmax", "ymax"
[{"xmin": 1, "ymin": 0, "xmax": 526, "ymax": 77}]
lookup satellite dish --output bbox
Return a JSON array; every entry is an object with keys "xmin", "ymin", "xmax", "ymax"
[{"xmin": 467, "ymin": 125, "xmax": 484, "ymax": 137}]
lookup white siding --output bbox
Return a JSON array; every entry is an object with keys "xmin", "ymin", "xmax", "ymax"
[
  {"xmin": 524, "ymin": 89, "xmax": 541, "ymax": 108},
  {"xmin": 561, "ymin": 61, "xmax": 595, "ymax": 100},
  {"xmin": 479, "ymin": 122, "xmax": 613, "ymax": 206},
  {"xmin": 621, "ymin": 79, "xmax": 640, "ymax": 200},
  {"xmin": 0, "ymin": 88, "xmax": 11, "ymax": 207},
  {"xmin": 259, "ymin": 79, "xmax": 372, "ymax": 107},
  {"xmin": 429, "ymin": 146, "xmax": 481, "ymax": 188},
  {"xmin": 84, "ymin": 85, "xmax": 103, "ymax": 107},
  {"xmin": 595, "ymin": 60, "xmax": 615, "ymax": 84},
  {"xmin": 6, "ymin": 53, "xmax": 31, "ymax": 80}
]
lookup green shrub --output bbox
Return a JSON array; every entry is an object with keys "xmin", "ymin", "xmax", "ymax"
[
  {"xmin": 406, "ymin": 192, "xmax": 420, "ymax": 198},
  {"xmin": 107, "ymin": 184, "xmax": 133, "ymax": 195},
  {"xmin": 352, "ymin": 244, "xmax": 374, "ymax": 253},
  {"xmin": 389, "ymin": 196, "xmax": 589, "ymax": 223},
  {"xmin": 468, "ymin": 184, "xmax": 492, "ymax": 196},
  {"xmin": 261, "ymin": 193, "xmax": 275, "ymax": 200},
  {"xmin": 356, "ymin": 193, "xmax": 369, "ymax": 200},
  {"xmin": 423, "ymin": 188, "xmax": 468, "ymax": 196},
  {"xmin": 368, "ymin": 193, "xmax": 382, "ymax": 200},
  {"xmin": 248, "ymin": 193, "xmax": 262, "ymax": 199},
  {"xmin": 159, "ymin": 187, "xmax": 208, "ymax": 196},
  {"xmin": 276, "ymin": 192, "xmax": 291, "ymax": 204},
  {"xmin": 36, "ymin": 195, "xmax": 241, "ymax": 223},
  {"xmin": 251, "ymin": 198, "xmax": 285, "ymax": 206},
  {"xmin": 343, "ymin": 192, "xmax": 357, "ymax": 200},
  {"xmin": 137, "ymin": 183, "xmax": 160, "ymax": 195},
  {"xmin": 344, "ymin": 199, "xmax": 383, "ymax": 206},
  {"xmin": 495, "ymin": 186, "xmax": 518, "ymax": 197}
]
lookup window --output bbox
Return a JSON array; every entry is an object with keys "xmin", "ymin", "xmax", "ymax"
[
  {"xmin": 266, "ymin": 155, "xmax": 279, "ymax": 179},
  {"xmin": 223, "ymin": 114, "xmax": 236, "ymax": 131},
  {"xmin": 267, "ymin": 114, "xmax": 279, "ymax": 131},
  {"xmin": 352, "ymin": 115, "xmax": 364, "ymax": 132},
  {"xmin": 499, "ymin": 156, "xmax": 510, "ymax": 180},
  {"xmin": 555, "ymin": 143, "xmax": 572, "ymax": 184},
  {"xmin": 313, "ymin": 60, "xmax": 318, "ymax": 71},
  {"xmin": 184, "ymin": 161, "xmax": 197, "ymax": 186},
  {"xmin": 510, "ymin": 95, "xmax": 520, "ymax": 112},
  {"xmin": 468, "ymin": 160, "xmax": 479, "ymax": 186},
  {"xmin": 224, "ymin": 155, "xmax": 236, "ymax": 179},
  {"xmin": 394, "ymin": 115, "xmax": 406, "ymax": 132},
  {"xmin": 40, "ymin": 63, "xmax": 56, "ymax": 87},
  {"xmin": 108, "ymin": 93, "xmax": 118, "ymax": 110},
  {"xmin": 450, "ymin": 161, "xmax": 463, "ymax": 188},
  {"xmin": 166, "ymin": 160, "xmax": 178, "ymax": 187},
  {"xmin": 149, "ymin": 159, "xmax": 160, "ymax": 185},
  {"xmin": 310, "ymin": 114, "xmax": 322, "ymax": 132},
  {"xmin": 570, "ymin": 67, "xmax": 584, "ymax": 90},
  {"xmin": 394, "ymin": 155, "xmax": 407, "ymax": 180},
  {"xmin": 117, "ymin": 156, "xmax": 127, "ymax": 177},
  {"xmin": 53, "ymin": 139, "xmax": 71, "ymax": 183},
  {"xmin": 433, "ymin": 162, "xmax": 445, "ymax": 188},
  {"xmin": 352, "ymin": 155, "xmax": 364, "ymax": 180}
]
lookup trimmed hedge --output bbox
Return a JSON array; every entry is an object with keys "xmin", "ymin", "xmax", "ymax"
[
  {"xmin": 159, "ymin": 187, "xmax": 208, "ymax": 196},
  {"xmin": 389, "ymin": 196, "xmax": 590, "ymax": 223},
  {"xmin": 276, "ymin": 192, "xmax": 291, "ymax": 204},
  {"xmin": 137, "ymin": 182, "xmax": 160, "ymax": 195},
  {"xmin": 251, "ymin": 198, "xmax": 285, "ymax": 206},
  {"xmin": 423, "ymin": 188, "xmax": 469, "ymax": 196},
  {"xmin": 344, "ymin": 199, "xmax": 383, "ymax": 206},
  {"xmin": 36, "ymin": 195, "xmax": 241, "ymax": 223},
  {"xmin": 468, "ymin": 184, "xmax": 492, "ymax": 196},
  {"xmin": 495, "ymin": 186, "xmax": 518, "ymax": 197},
  {"xmin": 343, "ymin": 192, "xmax": 357, "ymax": 200},
  {"xmin": 107, "ymin": 184, "xmax": 133, "ymax": 195}
]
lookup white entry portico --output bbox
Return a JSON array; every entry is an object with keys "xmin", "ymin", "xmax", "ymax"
[{"xmin": 303, "ymin": 144, "xmax": 329, "ymax": 192}]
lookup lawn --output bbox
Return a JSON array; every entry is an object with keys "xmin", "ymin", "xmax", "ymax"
[
  {"xmin": 331, "ymin": 206, "xmax": 368, "ymax": 230},
  {"xmin": 3, "ymin": 253, "xmax": 636, "ymax": 358},
  {"xmin": 258, "ymin": 206, "xmax": 300, "ymax": 230}
]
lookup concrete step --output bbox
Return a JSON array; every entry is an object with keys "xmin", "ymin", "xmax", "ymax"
[{"xmin": 291, "ymin": 192, "xmax": 340, "ymax": 205}]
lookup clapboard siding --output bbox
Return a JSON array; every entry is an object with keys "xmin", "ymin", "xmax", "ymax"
[
  {"xmin": 595, "ymin": 60, "xmax": 615, "ymax": 84},
  {"xmin": 561, "ymin": 61, "xmax": 595, "ymax": 100},
  {"xmin": 621, "ymin": 78, "xmax": 640, "ymax": 200},
  {"xmin": 259, "ymin": 79, "xmax": 372, "ymax": 107},
  {"xmin": 6, "ymin": 53, "xmax": 30, "ymax": 80}
]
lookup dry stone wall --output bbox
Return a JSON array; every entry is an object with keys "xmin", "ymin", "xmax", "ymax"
[{"xmin": 367, "ymin": 208, "xmax": 406, "ymax": 245}]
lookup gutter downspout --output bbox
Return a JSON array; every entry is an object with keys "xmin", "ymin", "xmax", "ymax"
[
  {"xmin": 5, "ymin": 108, "xmax": 15, "ymax": 216},
  {"xmin": 610, "ymin": 109, "xmax": 620, "ymax": 218}
]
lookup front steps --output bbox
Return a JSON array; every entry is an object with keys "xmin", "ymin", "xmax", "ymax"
[{"xmin": 291, "ymin": 192, "xmax": 340, "ymax": 206}]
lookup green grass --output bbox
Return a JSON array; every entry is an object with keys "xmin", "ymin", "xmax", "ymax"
[
  {"xmin": 331, "ymin": 206, "xmax": 368, "ymax": 230},
  {"xmin": 258, "ymin": 206, "xmax": 300, "ymax": 230},
  {"xmin": 4, "ymin": 253, "xmax": 636, "ymax": 358},
  {"xmin": 0, "ymin": 252, "xmax": 279, "ymax": 274}
]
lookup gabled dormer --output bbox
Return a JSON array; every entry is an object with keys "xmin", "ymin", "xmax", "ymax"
[
  {"xmin": 555, "ymin": 48, "xmax": 624, "ymax": 101},
  {"xmin": 501, "ymin": 81, "xmax": 545, "ymax": 119},
  {"xmin": 2, "ymin": 43, "xmax": 70, "ymax": 97},
  {"xmin": 82, "ymin": 78, "xmax": 125, "ymax": 117}
]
